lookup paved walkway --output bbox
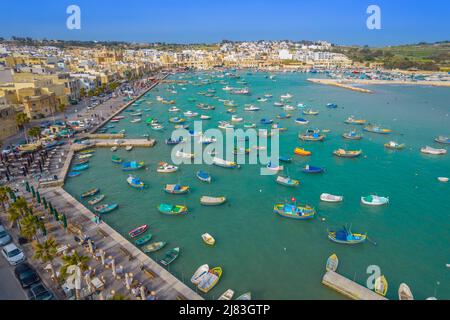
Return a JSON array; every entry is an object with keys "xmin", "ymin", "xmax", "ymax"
[{"xmin": 0, "ymin": 253, "xmax": 27, "ymax": 300}]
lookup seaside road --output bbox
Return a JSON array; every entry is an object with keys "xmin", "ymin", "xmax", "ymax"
[{"xmin": 0, "ymin": 254, "xmax": 27, "ymax": 300}]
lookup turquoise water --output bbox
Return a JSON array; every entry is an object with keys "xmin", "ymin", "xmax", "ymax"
[{"xmin": 64, "ymin": 72, "xmax": 450, "ymax": 300}]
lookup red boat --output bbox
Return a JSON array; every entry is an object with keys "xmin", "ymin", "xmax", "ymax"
[{"xmin": 128, "ymin": 224, "xmax": 148, "ymax": 238}]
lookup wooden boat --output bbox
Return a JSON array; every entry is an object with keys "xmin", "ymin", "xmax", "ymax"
[
  {"xmin": 435, "ymin": 136, "xmax": 450, "ymax": 144},
  {"xmin": 201, "ymin": 233, "xmax": 216, "ymax": 246},
  {"xmin": 295, "ymin": 118, "xmax": 309, "ymax": 125},
  {"xmin": 327, "ymin": 226, "xmax": 367, "ymax": 245},
  {"xmin": 142, "ymin": 241, "xmax": 166, "ymax": 253},
  {"xmin": 158, "ymin": 204, "xmax": 188, "ymax": 215},
  {"xmin": 218, "ymin": 289, "xmax": 235, "ymax": 300},
  {"xmin": 157, "ymin": 162, "xmax": 178, "ymax": 173},
  {"xmin": 303, "ymin": 109, "xmax": 319, "ymax": 116},
  {"xmin": 236, "ymin": 292, "xmax": 252, "ymax": 300},
  {"xmin": 125, "ymin": 145, "xmax": 133, "ymax": 152},
  {"xmin": 127, "ymin": 175, "xmax": 146, "ymax": 190},
  {"xmin": 299, "ymin": 129, "xmax": 325, "ymax": 141},
  {"xmin": 374, "ymin": 275, "xmax": 388, "ymax": 296},
  {"xmin": 303, "ymin": 165, "xmax": 325, "ymax": 174},
  {"xmin": 78, "ymin": 149, "xmax": 95, "ymax": 155},
  {"xmin": 345, "ymin": 116, "xmax": 367, "ymax": 125},
  {"xmin": 78, "ymin": 154, "xmax": 93, "ymax": 159},
  {"xmin": 196, "ymin": 171, "xmax": 212, "ymax": 183},
  {"xmin": 333, "ymin": 149, "xmax": 362, "ymax": 158},
  {"xmin": 343, "ymin": 131, "xmax": 363, "ymax": 140},
  {"xmin": 111, "ymin": 155, "xmax": 123, "ymax": 164},
  {"xmin": 421, "ymin": 146, "xmax": 447, "ymax": 155},
  {"xmin": 122, "ymin": 161, "xmax": 145, "ymax": 171},
  {"xmin": 364, "ymin": 125, "xmax": 392, "ymax": 134},
  {"xmin": 164, "ymin": 184, "xmax": 189, "ymax": 195},
  {"xmin": 73, "ymin": 164, "xmax": 89, "ymax": 171},
  {"xmin": 94, "ymin": 203, "xmax": 118, "ymax": 214},
  {"xmin": 276, "ymin": 175, "xmax": 299, "ymax": 187},
  {"xmin": 160, "ymin": 248, "xmax": 180, "ymax": 266},
  {"xmin": 200, "ymin": 196, "xmax": 227, "ymax": 206},
  {"xmin": 128, "ymin": 225, "xmax": 148, "ymax": 238},
  {"xmin": 134, "ymin": 234, "xmax": 153, "ymax": 246},
  {"xmin": 74, "ymin": 159, "xmax": 89, "ymax": 165},
  {"xmin": 361, "ymin": 195, "xmax": 389, "ymax": 206},
  {"xmin": 294, "ymin": 148, "xmax": 312, "ymax": 156},
  {"xmin": 88, "ymin": 195, "xmax": 105, "ymax": 205},
  {"xmin": 197, "ymin": 267, "xmax": 222, "ymax": 293},
  {"xmin": 212, "ymin": 157, "xmax": 239, "ymax": 169},
  {"xmin": 320, "ymin": 194, "xmax": 343, "ymax": 203},
  {"xmin": 326, "ymin": 254, "xmax": 339, "ymax": 272},
  {"xmin": 398, "ymin": 283, "xmax": 414, "ymax": 300},
  {"xmin": 273, "ymin": 203, "xmax": 315, "ymax": 220},
  {"xmin": 191, "ymin": 264, "xmax": 210, "ymax": 285},
  {"xmin": 438, "ymin": 177, "xmax": 449, "ymax": 183},
  {"xmin": 68, "ymin": 171, "xmax": 81, "ymax": 178},
  {"xmin": 384, "ymin": 141, "xmax": 405, "ymax": 150},
  {"xmin": 81, "ymin": 188, "xmax": 99, "ymax": 198}
]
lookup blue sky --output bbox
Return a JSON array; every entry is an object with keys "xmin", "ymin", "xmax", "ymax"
[{"xmin": 1, "ymin": 0, "xmax": 449, "ymax": 46}]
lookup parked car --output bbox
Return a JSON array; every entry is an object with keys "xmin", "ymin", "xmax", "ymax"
[
  {"xmin": 1, "ymin": 243, "xmax": 26, "ymax": 265},
  {"xmin": 27, "ymin": 283, "xmax": 54, "ymax": 300},
  {"xmin": 14, "ymin": 263, "xmax": 40, "ymax": 288},
  {"xmin": 0, "ymin": 225, "xmax": 12, "ymax": 246}
]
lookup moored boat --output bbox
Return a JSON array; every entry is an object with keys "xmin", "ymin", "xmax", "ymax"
[
  {"xmin": 320, "ymin": 194, "xmax": 344, "ymax": 203},
  {"xmin": 343, "ymin": 131, "xmax": 363, "ymax": 140},
  {"xmin": 333, "ymin": 149, "xmax": 362, "ymax": 158},
  {"xmin": 435, "ymin": 136, "xmax": 450, "ymax": 144},
  {"xmin": 68, "ymin": 171, "xmax": 81, "ymax": 178},
  {"xmin": 374, "ymin": 275, "xmax": 388, "ymax": 296},
  {"xmin": 303, "ymin": 165, "xmax": 325, "ymax": 174},
  {"xmin": 158, "ymin": 203, "xmax": 188, "ymax": 215},
  {"xmin": 384, "ymin": 141, "xmax": 405, "ymax": 150},
  {"xmin": 142, "ymin": 241, "xmax": 166, "ymax": 253},
  {"xmin": 294, "ymin": 148, "xmax": 312, "ymax": 156},
  {"xmin": 218, "ymin": 289, "xmax": 235, "ymax": 300},
  {"xmin": 361, "ymin": 195, "xmax": 389, "ymax": 206},
  {"xmin": 81, "ymin": 188, "xmax": 99, "ymax": 198},
  {"xmin": 197, "ymin": 267, "xmax": 222, "ymax": 293},
  {"xmin": 303, "ymin": 109, "xmax": 319, "ymax": 116},
  {"xmin": 345, "ymin": 116, "xmax": 367, "ymax": 125},
  {"xmin": 212, "ymin": 157, "xmax": 239, "ymax": 169},
  {"xmin": 438, "ymin": 177, "xmax": 449, "ymax": 183},
  {"xmin": 191, "ymin": 264, "xmax": 210, "ymax": 285},
  {"xmin": 201, "ymin": 233, "xmax": 216, "ymax": 246},
  {"xmin": 134, "ymin": 234, "xmax": 153, "ymax": 246},
  {"xmin": 196, "ymin": 171, "xmax": 212, "ymax": 183},
  {"xmin": 295, "ymin": 118, "xmax": 309, "ymax": 125},
  {"xmin": 299, "ymin": 129, "xmax": 325, "ymax": 141},
  {"xmin": 420, "ymin": 146, "xmax": 447, "ymax": 155},
  {"xmin": 200, "ymin": 196, "xmax": 227, "ymax": 206},
  {"xmin": 88, "ymin": 195, "xmax": 105, "ymax": 206},
  {"xmin": 364, "ymin": 124, "xmax": 392, "ymax": 134},
  {"xmin": 276, "ymin": 175, "xmax": 299, "ymax": 187},
  {"xmin": 122, "ymin": 161, "xmax": 145, "ymax": 171},
  {"xmin": 165, "ymin": 137, "xmax": 184, "ymax": 145},
  {"xmin": 127, "ymin": 175, "xmax": 146, "ymax": 190},
  {"xmin": 326, "ymin": 254, "xmax": 339, "ymax": 272},
  {"xmin": 327, "ymin": 226, "xmax": 367, "ymax": 245},
  {"xmin": 160, "ymin": 248, "xmax": 180, "ymax": 266},
  {"xmin": 73, "ymin": 164, "xmax": 89, "ymax": 171},
  {"xmin": 128, "ymin": 225, "xmax": 148, "ymax": 238},
  {"xmin": 94, "ymin": 203, "xmax": 118, "ymax": 214},
  {"xmin": 236, "ymin": 292, "xmax": 252, "ymax": 300},
  {"xmin": 111, "ymin": 155, "xmax": 123, "ymax": 164},
  {"xmin": 164, "ymin": 184, "xmax": 189, "ymax": 195},
  {"xmin": 398, "ymin": 283, "xmax": 414, "ymax": 300},
  {"xmin": 273, "ymin": 202, "xmax": 315, "ymax": 220},
  {"xmin": 157, "ymin": 162, "xmax": 179, "ymax": 173}
]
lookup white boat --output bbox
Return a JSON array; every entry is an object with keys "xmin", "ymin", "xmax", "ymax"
[
  {"xmin": 274, "ymin": 102, "xmax": 284, "ymax": 107},
  {"xmin": 264, "ymin": 94, "xmax": 273, "ymax": 98},
  {"xmin": 125, "ymin": 146, "xmax": 133, "ymax": 151},
  {"xmin": 438, "ymin": 177, "xmax": 449, "ymax": 182},
  {"xmin": 398, "ymin": 283, "xmax": 414, "ymax": 300},
  {"xmin": 231, "ymin": 115, "xmax": 243, "ymax": 122},
  {"xmin": 191, "ymin": 264, "xmax": 209, "ymax": 285},
  {"xmin": 157, "ymin": 162, "xmax": 179, "ymax": 173},
  {"xmin": 257, "ymin": 98, "xmax": 268, "ymax": 102},
  {"xmin": 169, "ymin": 107, "xmax": 180, "ymax": 112},
  {"xmin": 184, "ymin": 111, "xmax": 199, "ymax": 117},
  {"xmin": 236, "ymin": 292, "xmax": 251, "ymax": 300},
  {"xmin": 281, "ymin": 93, "xmax": 293, "ymax": 100},
  {"xmin": 156, "ymin": 96, "xmax": 164, "ymax": 101},
  {"xmin": 175, "ymin": 150, "xmax": 195, "ymax": 159},
  {"xmin": 201, "ymin": 233, "xmax": 216, "ymax": 246},
  {"xmin": 266, "ymin": 162, "xmax": 284, "ymax": 172},
  {"xmin": 130, "ymin": 118, "xmax": 142, "ymax": 123},
  {"xmin": 212, "ymin": 157, "xmax": 239, "ymax": 168},
  {"xmin": 218, "ymin": 121, "xmax": 234, "ymax": 130},
  {"xmin": 218, "ymin": 289, "xmax": 235, "ymax": 300},
  {"xmin": 222, "ymin": 86, "xmax": 233, "ymax": 91},
  {"xmin": 361, "ymin": 195, "xmax": 389, "ymax": 206},
  {"xmin": 244, "ymin": 105, "xmax": 260, "ymax": 111},
  {"xmin": 320, "ymin": 194, "xmax": 344, "ymax": 203},
  {"xmin": 111, "ymin": 147, "xmax": 118, "ymax": 152},
  {"xmin": 198, "ymin": 136, "xmax": 217, "ymax": 144},
  {"xmin": 200, "ymin": 115, "xmax": 211, "ymax": 120},
  {"xmin": 421, "ymin": 146, "xmax": 447, "ymax": 155},
  {"xmin": 283, "ymin": 105, "xmax": 296, "ymax": 111}
]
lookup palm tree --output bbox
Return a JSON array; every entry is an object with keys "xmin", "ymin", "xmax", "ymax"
[
  {"xmin": 33, "ymin": 237, "xmax": 58, "ymax": 280},
  {"xmin": 7, "ymin": 207, "xmax": 21, "ymax": 229},
  {"xmin": 11, "ymin": 197, "xmax": 30, "ymax": 216},
  {"xmin": 20, "ymin": 214, "xmax": 44, "ymax": 243},
  {"xmin": 61, "ymin": 251, "xmax": 91, "ymax": 300},
  {"xmin": 27, "ymin": 127, "xmax": 41, "ymax": 141},
  {"xmin": 16, "ymin": 112, "xmax": 30, "ymax": 130},
  {"xmin": 0, "ymin": 186, "xmax": 12, "ymax": 213}
]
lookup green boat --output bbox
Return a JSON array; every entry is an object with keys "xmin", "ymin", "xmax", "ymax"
[
  {"xmin": 134, "ymin": 234, "xmax": 153, "ymax": 246},
  {"xmin": 160, "ymin": 247, "xmax": 180, "ymax": 266},
  {"xmin": 112, "ymin": 155, "xmax": 123, "ymax": 164},
  {"xmin": 158, "ymin": 204, "xmax": 188, "ymax": 215},
  {"xmin": 142, "ymin": 241, "xmax": 166, "ymax": 253}
]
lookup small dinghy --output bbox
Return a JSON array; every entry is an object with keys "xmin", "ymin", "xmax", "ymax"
[
  {"xmin": 128, "ymin": 225, "xmax": 148, "ymax": 238},
  {"xmin": 73, "ymin": 164, "xmax": 89, "ymax": 171},
  {"xmin": 236, "ymin": 292, "xmax": 252, "ymax": 300},
  {"xmin": 435, "ymin": 136, "xmax": 450, "ymax": 144},
  {"xmin": 197, "ymin": 267, "xmax": 222, "ymax": 293},
  {"xmin": 158, "ymin": 203, "xmax": 188, "ymax": 215},
  {"xmin": 374, "ymin": 275, "xmax": 388, "ymax": 296},
  {"xmin": 111, "ymin": 155, "xmax": 123, "ymax": 164},
  {"xmin": 294, "ymin": 148, "xmax": 312, "ymax": 156},
  {"xmin": 191, "ymin": 264, "xmax": 210, "ymax": 285},
  {"xmin": 326, "ymin": 254, "xmax": 339, "ymax": 272},
  {"xmin": 303, "ymin": 109, "xmax": 319, "ymax": 116},
  {"xmin": 175, "ymin": 150, "xmax": 195, "ymax": 159},
  {"xmin": 260, "ymin": 118, "xmax": 274, "ymax": 125},
  {"xmin": 197, "ymin": 171, "xmax": 212, "ymax": 183},
  {"xmin": 200, "ymin": 196, "xmax": 227, "ymax": 206},
  {"xmin": 81, "ymin": 188, "xmax": 99, "ymax": 198},
  {"xmin": 165, "ymin": 137, "xmax": 184, "ymax": 145},
  {"xmin": 157, "ymin": 162, "xmax": 178, "ymax": 173},
  {"xmin": 421, "ymin": 146, "xmax": 447, "ymax": 155},
  {"xmin": 279, "ymin": 156, "xmax": 293, "ymax": 163},
  {"xmin": 213, "ymin": 157, "xmax": 239, "ymax": 169},
  {"xmin": 164, "ymin": 184, "xmax": 189, "ymax": 195},
  {"xmin": 398, "ymin": 283, "xmax": 414, "ymax": 300},
  {"xmin": 68, "ymin": 171, "xmax": 81, "ymax": 178},
  {"xmin": 160, "ymin": 248, "xmax": 180, "ymax": 266},
  {"xmin": 88, "ymin": 195, "xmax": 105, "ymax": 206},
  {"xmin": 134, "ymin": 234, "xmax": 153, "ymax": 246},
  {"xmin": 94, "ymin": 203, "xmax": 119, "ymax": 214},
  {"xmin": 361, "ymin": 195, "xmax": 389, "ymax": 206},
  {"xmin": 111, "ymin": 146, "xmax": 118, "ymax": 152},
  {"xmin": 276, "ymin": 176, "xmax": 299, "ymax": 187},
  {"xmin": 438, "ymin": 177, "xmax": 449, "ymax": 183},
  {"xmin": 127, "ymin": 175, "xmax": 146, "ymax": 190},
  {"xmin": 201, "ymin": 233, "xmax": 216, "ymax": 246},
  {"xmin": 384, "ymin": 141, "xmax": 405, "ymax": 150},
  {"xmin": 125, "ymin": 146, "xmax": 133, "ymax": 151},
  {"xmin": 266, "ymin": 162, "xmax": 284, "ymax": 172},
  {"xmin": 333, "ymin": 149, "xmax": 362, "ymax": 158},
  {"xmin": 320, "ymin": 194, "xmax": 344, "ymax": 203},
  {"xmin": 295, "ymin": 118, "xmax": 309, "ymax": 125},
  {"xmin": 142, "ymin": 241, "xmax": 166, "ymax": 253},
  {"xmin": 218, "ymin": 289, "xmax": 235, "ymax": 300},
  {"xmin": 303, "ymin": 165, "xmax": 325, "ymax": 174}
]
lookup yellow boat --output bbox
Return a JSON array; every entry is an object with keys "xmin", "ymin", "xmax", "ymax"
[
  {"xmin": 374, "ymin": 275, "xmax": 388, "ymax": 296},
  {"xmin": 201, "ymin": 233, "xmax": 216, "ymax": 246},
  {"xmin": 294, "ymin": 148, "xmax": 312, "ymax": 156},
  {"xmin": 18, "ymin": 142, "xmax": 42, "ymax": 152},
  {"xmin": 197, "ymin": 267, "xmax": 222, "ymax": 293}
]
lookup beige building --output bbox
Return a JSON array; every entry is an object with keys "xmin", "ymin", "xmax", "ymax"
[{"xmin": 0, "ymin": 104, "xmax": 19, "ymax": 142}]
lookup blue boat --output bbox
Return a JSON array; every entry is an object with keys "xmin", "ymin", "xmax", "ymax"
[
  {"xmin": 295, "ymin": 118, "xmax": 309, "ymax": 125},
  {"xmin": 73, "ymin": 164, "xmax": 89, "ymax": 171},
  {"xmin": 279, "ymin": 156, "xmax": 293, "ymax": 163},
  {"xmin": 165, "ymin": 137, "xmax": 184, "ymax": 145},
  {"xmin": 197, "ymin": 171, "xmax": 212, "ymax": 183},
  {"xmin": 328, "ymin": 226, "xmax": 367, "ymax": 245},
  {"xmin": 122, "ymin": 161, "xmax": 145, "ymax": 171},
  {"xmin": 302, "ymin": 165, "xmax": 325, "ymax": 174},
  {"xmin": 435, "ymin": 136, "xmax": 450, "ymax": 144},
  {"xmin": 326, "ymin": 103, "xmax": 338, "ymax": 109},
  {"xmin": 127, "ymin": 175, "xmax": 146, "ymax": 190},
  {"xmin": 94, "ymin": 203, "xmax": 119, "ymax": 214},
  {"xmin": 260, "ymin": 119, "xmax": 274, "ymax": 125},
  {"xmin": 68, "ymin": 171, "xmax": 81, "ymax": 178}
]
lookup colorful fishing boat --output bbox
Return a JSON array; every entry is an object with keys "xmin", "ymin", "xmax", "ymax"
[
  {"xmin": 157, "ymin": 162, "xmax": 179, "ymax": 173},
  {"xmin": 327, "ymin": 226, "xmax": 367, "ymax": 245},
  {"xmin": 78, "ymin": 154, "xmax": 93, "ymax": 159},
  {"xmin": 345, "ymin": 116, "xmax": 367, "ymax": 125},
  {"xmin": 420, "ymin": 146, "xmax": 447, "ymax": 155},
  {"xmin": 201, "ymin": 233, "xmax": 216, "ymax": 246},
  {"xmin": 435, "ymin": 136, "xmax": 450, "ymax": 144},
  {"xmin": 299, "ymin": 129, "xmax": 325, "ymax": 141},
  {"xmin": 158, "ymin": 204, "xmax": 188, "ymax": 215},
  {"xmin": 384, "ymin": 141, "xmax": 405, "ymax": 150},
  {"xmin": 374, "ymin": 275, "xmax": 388, "ymax": 296},
  {"xmin": 128, "ymin": 225, "xmax": 148, "ymax": 238},
  {"xmin": 361, "ymin": 195, "xmax": 389, "ymax": 206},
  {"xmin": 196, "ymin": 171, "xmax": 212, "ymax": 183},
  {"xmin": 127, "ymin": 175, "xmax": 146, "ymax": 190},
  {"xmin": 333, "ymin": 149, "xmax": 362, "ymax": 158},
  {"xmin": 73, "ymin": 164, "xmax": 89, "ymax": 171},
  {"xmin": 295, "ymin": 118, "xmax": 309, "ymax": 125},
  {"xmin": 134, "ymin": 234, "xmax": 153, "ymax": 246},
  {"xmin": 398, "ymin": 283, "xmax": 414, "ymax": 300},
  {"xmin": 364, "ymin": 125, "xmax": 392, "ymax": 134},
  {"xmin": 94, "ymin": 203, "xmax": 118, "ymax": 214},
  {"xmin": 111, "ymin": 155, "xmax": 123, "ymax": 164},
  {"xmin": 164, "ymin": 184, "xmax": 190, "ymax": 195},
  {"xmin": 266, "ymin": 162, "xmax": 284, "ymax": 172},
  {"xmin": 343, "ymin": 131, "xmax": 363, "ymax": 140},
  {"xmin": 260, "ymin": 118, "xmax": 274, "ymax": 125},
  {"xmin": 276, "ymin": 175, "xmax": 299, "ymax": 187},
  {"xmin": 320, "ymin": 194, "xmax": 343, "ymax": 203},
  {"xmin": 191, "ymin": 264, "xmax": 210, "ymax": 285},
  {"xmin": 303, "ymin": 165, "xmax": 325, "ymax": 174},
  {"xmin": 88, "ymin": 195, "xmax": 105, "ymax": 206},
  {"xmin": 81, "ymin": 188, "xmax": 99, "ymax": 198},
  {"xmin": 122, "ymin": 161, "xmax": 145, "ymax": 171},
  {"xmin": 294, "ymin": 148, "xmax": 312, "ymax": 156},
  {"xmin": 273, "ymin": 202, "xmax": 315, "ymax": 220},
  {"xmin": 165, "ymin": 137, "xmax": 184, "ymax": 145},
  {"xmin": 169, "ymin": 117, "xmax": 186, "ymax": 124},
  {"xmin": 142, "ymin": 241, "xmax": 166, "ymax": 253},
  {"xmin": 160, "ymin": 248, "xmax": 180, "ymax": 266},
  {"xmin": 197, "ymin": 267, "xmax": 222, "ymax": 293},
  {"xmin": 200, "ymin": 196, "xmax": 227, "ymax": 206},
  {"xmin": 303, "ymin": 109, "xmax": 319, "ymax": 116},
  {"xmin": 326, "ymin": 254, "xmax": 339, "ymax": 272},
  {"xmin": 78, "ymin": 149, "xmax": 96, "ymax": 155}
]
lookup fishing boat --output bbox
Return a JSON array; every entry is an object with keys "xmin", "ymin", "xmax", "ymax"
[
  {"xmin": 201, "ymin": 233, "xmax": 216, "ymax": 246},
  {"xmin": 244, "ymin": 105, "xmax": 260, "ymax": 111},
  {"xmin": 68, "ymin": 171, "xmax": 81, "ymax": 178},
  {"xmin": 81, "ymin": 188, "xmax": 99, "ymax": 198},
  {"xmin": 327, "ymin": 226, "xmax": 367, "ymax": 245},
  {"xmin": 280, "ymin": 93, "xmax": 293, "ymax": 100},
  {"xmin": 260, "ymin": 119, "xmax": 274, "ymax": 125},
  {"xmin": 74, "ymin": 159, "xmax": 89, "ymax": 165},
  {"xmin": 158, "ymin": 204, "xmax": 188, "ymax": 215},
  {"xmin": 272, "ymin": 123, "xmax": 287, "ymax": 131},
  {"xmin": 374, "ymin": 275, "xmax": 388, "ymax": 296},
  {"xmin": 130, "ymin": 112, "xmax": 142, "ymax": 117},
  {"xmin": 326, "ymin": 103, "xmax": 338, "ymax": 109},
  {"xmin": 276, "ymin": 175, "xmax": 299, "ymax": 187},
  {"xmin": 130, "ymin": 118, "xmax": 142, "ymax": 124},
  {"xmin": 257, "ymin": 98, "xmax": 268, "ymax": 102},
  {"xmin": 175, "ymin": 150, "xmax": 195, "ymax": 159},
  {"xmin": 303, "ymin": 109, "xmax": 319, "ymax": 116},
  {"xmin": 134, "ymin": 234, "xmax": 153, "ymax": 246},
  {"xmin": 345, "ymin": 116, "xmax": 367, "ymax": 125},
  {"xmin": 111, "ymin": 146, "xmax": 118, "ymax": 152},
  {"xmin": 200, "ymin": 196, "xmax": 227, "ymax": 206},
  {"xmin": 111, "ymin": 155, "xmax": 123, "ymax": 164},
  {"xmin": 218, "ymin": 121, "xmax": 234, "ymax": 130},
  {"xmin": 231, "ymin": 115, "xmax": 243, "ymax": 122},
  {"xmin": 279, "ymin": 156, "xmax": 293, "ymax": 163},
  {"xmin": 333, "ymin": 149, "xmax": 362, "ymax": 158},
  {"xmin": 77, "ymin": 153, "xmax": 94, "ymax": 159},
  {"xmin": 127, "ymin": 175, "xmax": 146, "ymax": 190},
  {"xmin": 160, "ymin": 248, "xmax": 180, "ymax": 266},
  {"xmin": 122, "ymin": 161, "xmax": 145, "ymax": 171},
  {"xmin": 73, "ymin": 164, "xmax": 89, "ymax": 171},
  {"xmin": 157, "ymin": 162, "xmax": 178, "ymax": 173},
  {"xmin": 165, "ymin": 137, "xmax": 184, "ymax": 145},
  {"xmin": 125, "ymin": 146, "xmax": 133, "ymax": 152},
  {"xmin": 283, "ymin": 105, "xmax": 296, "ymax": 111},
  {"xmin": 295, "ymin": 118, "xmax": 309, "ymax": 125},
  {"xmin": 361, "ymin": 195, "xmax": 389, "ymax": 206},
  {"xmin": 363, "ymin": 125, "xmax": 392, "ymax": 134},
  {"xmin": 198, "ymin": 136, "xmax": 217, "ymax": 145},
  {"xmin": 435, "ymin": 136, "xmax": 450, "ymax": 144},
  {"xmin": 212, "ymin": 157, "xmax": 239, "ymax": 169},
  {"xmin": 266, "ymin": 162, "xmax": 284, "ymax": 172},
  {"xmin": 184, "ymin": 111, "xmax": 198, "ymax": 117},
  {"xmin": 200, "ymin": 115, "xmax": 211, "ymax": 120},
  {"xmin": 438, "ymin": 177, "xmax": 449, "ymax": 183},
  {"xmin": 142, "ymin": 241, "xmax": 166, "ymax": 253},
  {"xmin": 236, "ymin": 292, "xmax": 252, "ymax": 300},
  {"xmin": 196, "ymin": 171, "xmax": 212, "ymax": 183},
  {"xmin": 384, "ymin": 141, "xmax": 405, "ymax": 150},
  {"xmin": 294, "ymin": 148, "xmax": 312, "ymax": 156},
  {"xmin": 326, "ymin": 254, "xmax": 339, "ymax": 272},
  {"xmin": 273, "ymin": 202, "xmax": 315, "ymax": 220},
  {"xmin": 320, "ymin": 194, "xmax": 344, "ymax": 203},
  {"xmin": 191, "ymin": 264, "xmax": 210, "ymax": 285},
  {"xmin": 164, "ymin": 184, "xmax": 189, "ymax": 195},
  {"xmin": 94, "ymin": 203, "xmax": 118, "ymax": 214},
  {"xmin": 244, "ymin": 122, "xmax": 256, "ymax": 129},
  {"xmin": 343, "ymin": 131, "xmax": 363, "ymax": 140},
  {"xmin": 151, "ymin": 124, "xmax": 164, "ymax": 131},
  {"xmin": 169, "ymin": 117, "xmax": 186, "ymax": 124},
  {"xmin": 274, "ymin": 102, "xmax": 284, "ymax": 107},
  {"xmin": 78, "ymin": 149, "xmax": 96, "ymax": 155},
  {"xmin": 168, "ymin": 106, "xmax": 180, "ymax": 112},
  {"xmin": 128, "ymin": 225, "xmax": 148, "ymax": 238},
  {"xmin": 218, "ymin": 290, "xmax": 235, "ymax": 300},
  {"xmin": 88, "ymin": 195, "xmax": 105, "ymax": 205},
  {"xmin": 398, "ymin": 283, "xmax": 414, "ymax": 300},
  {"xmin": 299, "ymin": 129, "xmax": 325, "ymax": 141},
  {"xmin": 421, "ymin": 146, "xmax": 447, "ymax": 155},
  {"xmin": 197, "ymin": 267, "xmax": 222, "ymax": 293}
]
